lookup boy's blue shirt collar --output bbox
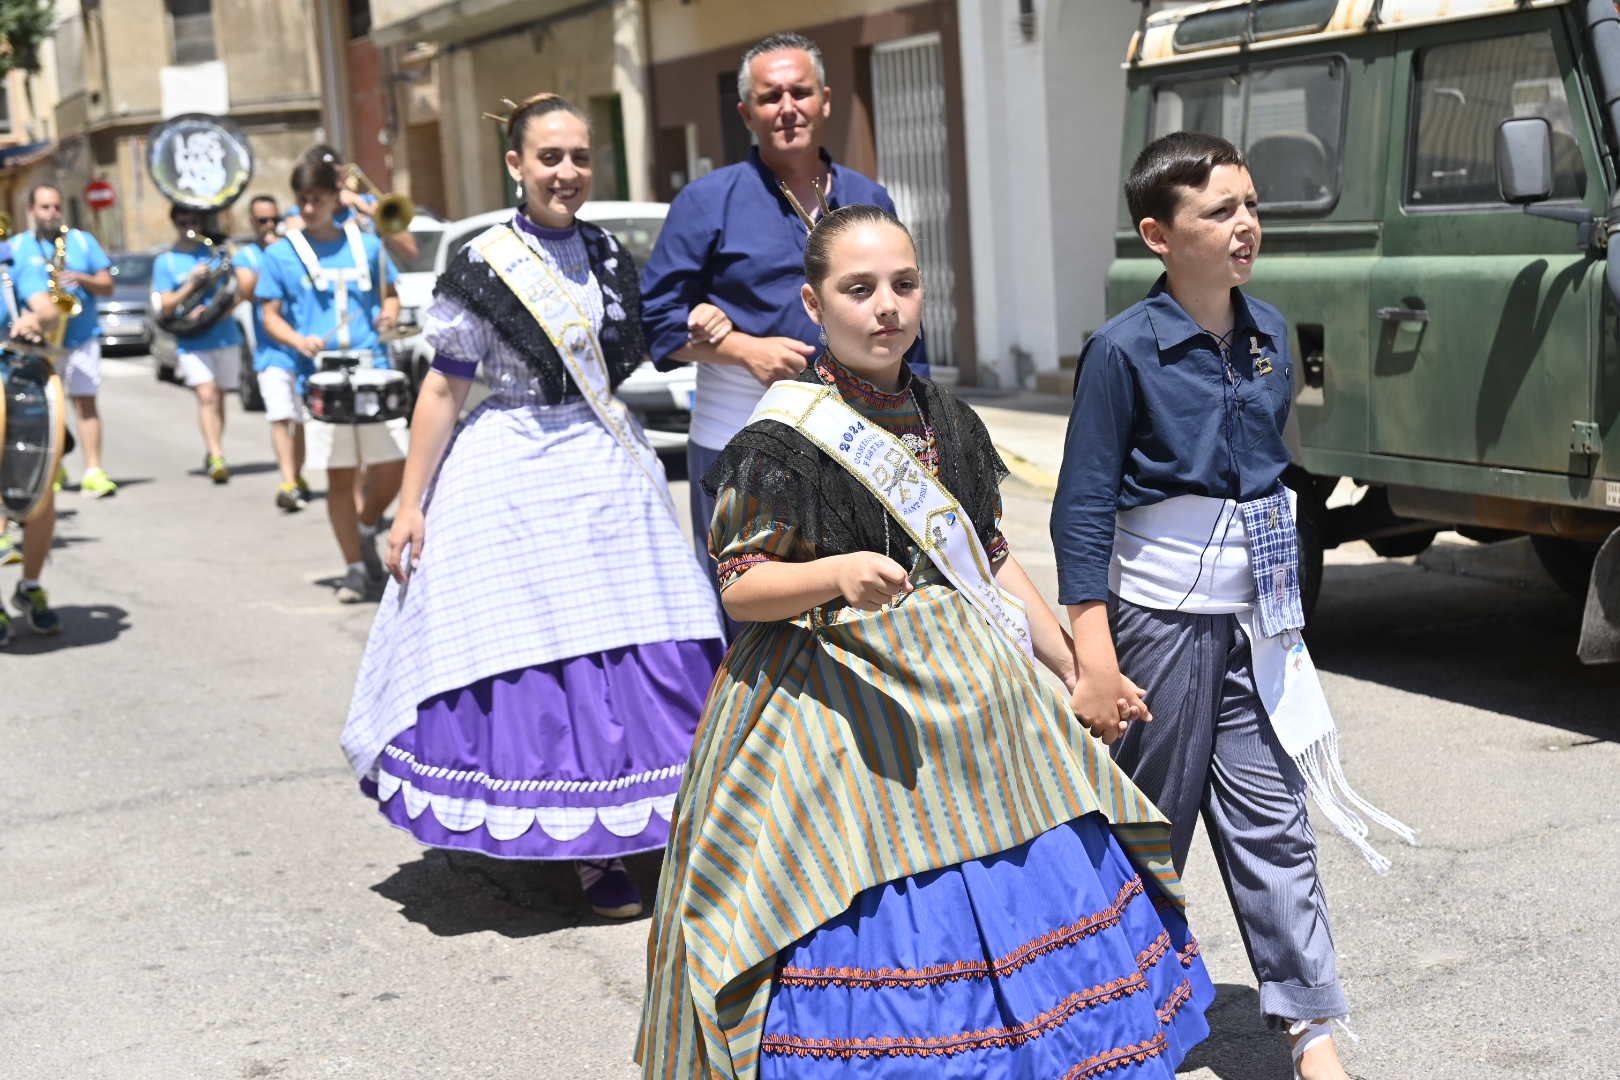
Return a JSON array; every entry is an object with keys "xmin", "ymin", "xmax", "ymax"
[{"xmin": 1140, "ymin": 273, "xmax": 1277, "ymax": 353}]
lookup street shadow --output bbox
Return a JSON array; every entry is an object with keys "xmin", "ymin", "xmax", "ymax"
[
  {"xmin": 369, "ymin": 848, "xmax": 663, "ymax": 938},
  {"xmin": 184, "ymin": 460, "xmax": 281, "ymax": 478},
  {"xmin": 1308, "ymin": 550, "xmax": 1620, "ymax": 742},
  {"xmin": 3, "ymin": 603, "xmax": 130, "ymax": 653},
  {"xmin": 1177, "ymin": 983, "xmax": 1291, "ymax": 1077}
]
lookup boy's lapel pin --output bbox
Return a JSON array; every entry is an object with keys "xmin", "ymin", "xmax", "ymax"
[
  {"xmin": 1250, "ymin": 336, "xmax": 1261, "ymax": 355},
  {"xmin": 1255, "ymin": 355, "xmax": 1274, "ymax": 376}
]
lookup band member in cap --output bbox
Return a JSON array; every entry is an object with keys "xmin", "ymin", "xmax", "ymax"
[
  {"xmin": 152, "ymin": 205, "xmax": 254, "ymax": 483},
  {"xmin": 10, "ymin": 184, "xmax": 115, "ymax": 497},
  {"xmin": 257, "ymin": 153, "xmax": 404, "ymax": 602},
  {"xmin": 339, "ymin": 93, "xmax": 721, "ymax": 921},
  {"xmin": 235, "ymin": 193, "xmax": 311, "ymax": 511}
]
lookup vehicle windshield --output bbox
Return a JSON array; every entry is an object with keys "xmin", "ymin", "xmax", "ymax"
[
  {"xmin": 109, "ymin": 252, "xmax": 155, "ymax": 286},
  {"xmin": 395, "ymin": 226, "xmax": 444, "ymax": 273}
]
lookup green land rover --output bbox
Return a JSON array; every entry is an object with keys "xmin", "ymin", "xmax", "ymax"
[{"xmin": 1112, "ymin": 0, "xmax": 1620, "ymax": 661}]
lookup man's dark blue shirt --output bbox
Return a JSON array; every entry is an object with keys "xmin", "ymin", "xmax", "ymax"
[
  {"xmin": 640, "ymin": 148, "xmax": 927, "ymax": 373},
  {"xmin": 1052, "ymin": 275, "xmax": 1294, "ymax": 606}
]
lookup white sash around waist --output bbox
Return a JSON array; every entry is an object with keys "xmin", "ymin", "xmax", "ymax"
[
  {"xmin": 472, "ymin": 225, "xmax": 674, "ymax": 520},
  {"xmin": 750, "ymin": 379, "xmax": 1032, "ymax": 660},
  {"xmin": 1113, "ymin": 493, "xmax": 1415, "ymax": 871}
]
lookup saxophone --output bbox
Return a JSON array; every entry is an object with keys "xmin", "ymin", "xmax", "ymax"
[{"xmin": 46, "ymin": 226, "xmax": 84, "ymax": 349}]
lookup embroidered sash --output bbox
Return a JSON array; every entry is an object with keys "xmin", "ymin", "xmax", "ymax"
[
  {"xmin": 471, "ymin": 225, "xmax": 675, "ymax": 519},
  {"xmin": 288, "ymin": 222, "xmax": 371, "ymax": 349},
  {"xmin": 750, "ymin": 379, "xmax": 1033, "ymax": 660}
]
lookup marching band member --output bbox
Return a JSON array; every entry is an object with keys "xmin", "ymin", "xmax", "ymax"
[
  {"xmin": 11, "ymin": 184, "xmax": 115, "ymax": 497},
  {"xmin": 340, "ymin": 93, "xmax": 722, "ymax": 919},
  {"xmin": 284, "ymin": 144, "xmax": 420, "ymax": 266},
  {"xmin": 152, "ymin": 204, "xmax": 254, "ymax": 483},
  {"xmin": 257, "ymin": 153, "xmax": 404, "ymax": 603},
  {"xmin": 638, "ymin": 202, "xmax": 1211, "ymax": 1077},
  {"xmin": 0, "ymin": 234, "xmax": 63, "ymax": 643},
  {"xmin": 235, "ymin": 193, "xmax": 311, "ymax": 511}
]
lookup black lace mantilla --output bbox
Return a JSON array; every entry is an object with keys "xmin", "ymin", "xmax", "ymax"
[
  {"xmin": 433, "ymin": 219, "xmax": 645, "ymax": 403},
  {"xmin": 703, "ymin": 367, "xmax": 1008, "ymax": 559}
]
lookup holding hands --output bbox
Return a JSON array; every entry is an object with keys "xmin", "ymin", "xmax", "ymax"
[{"xmin": 1069, "ymin": 667, "xmax": 1151, "ymax": 745}]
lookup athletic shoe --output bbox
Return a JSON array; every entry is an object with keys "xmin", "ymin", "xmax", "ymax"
[
  {"xmin": 576, "ymin": 859, "xmax": 643, "ymax": 919},
  {"xmin": 0, "ymin": 529, "xmax": 20, "ymax": 567},
  {"xmin": 11, "ymin": 582, "xmax": 61, "ymax": 636},
  {"xmin": 294, "ymin": 475, "xmax": 312, "ymax": 505},
  {"xmin": 275, "ymin": 483, "xmax": 303, "ymax": 512},
  {"xmin": 53, "ymin": 465, "xmax": 68, "ymax": 493},
  {"xmin": 358, "ymin": 526, "xmax": 387, "ymax": 582},
  {"xmin": 0, "ymin": 609, "xmax": 12, "ymax": 647},
  {"xmin": 80, "ymin": 467, "xmax": 118, "ymax": 499},
  {"xmin": 335, "ymin": 565, "xmax": 370, "ymax": 604},
  {"xmin": 206, "ymin": 455, "xmax": 229, "ymax": 484}
]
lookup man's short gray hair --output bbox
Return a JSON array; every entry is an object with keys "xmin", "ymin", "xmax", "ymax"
[{"xmin": 736, "ymin": 32, "xmax": 826, "ymax": 105}]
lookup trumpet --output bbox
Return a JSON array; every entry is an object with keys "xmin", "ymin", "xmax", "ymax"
[
  {"xmin": 342, "ymin": 164, "xmax": 415, "ymax": 237},
  {"xmin": 46, "ymin": 226, "xmax": 84, "ymax": 349}
]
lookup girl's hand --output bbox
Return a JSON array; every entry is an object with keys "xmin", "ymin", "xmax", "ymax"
[
  {"xmin": 386, "ymin": 506, "xmax": 426, "ymax": 583},
  {"xmin": 833, "ymin": 552, "xmax": 912, "ymax": 612},
  {"xmin": 686, "ymin": 302, "xmax": 732, "ymax": 345},
  {"xmin": 1069, "ymin": 668, "xmax": 1151, "ymax": 745}
]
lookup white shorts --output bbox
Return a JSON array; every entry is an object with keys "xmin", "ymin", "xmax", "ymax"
[
  {"xmin": 306, "ymin": 417, "xmax": 409, "ymax": 472},
  {"xmin": 257, "ymin": 368, "xmax": 309, "ymax": 424},
  {"xmin": 178, "ymin": 345, "xmax": 241, "ymax": 391},
  {"xmin": 62, "ymin": 339, "xmax": 103, "ymax": 397}
]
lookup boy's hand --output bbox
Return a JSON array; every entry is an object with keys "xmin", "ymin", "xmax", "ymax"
[
  {"xmin": 833, "ymin": 552, "xmax": 912, "ymax": 611},
  {"xmin": 1070, "ymin": 668, "xmax": 1151, "ymax": 744}
]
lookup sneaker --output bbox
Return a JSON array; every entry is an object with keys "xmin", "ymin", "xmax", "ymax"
[
  {"xmin": 576, "ymin": 859, "xmax": 643, "ymax": 919},
  {"xmin": 0, "ymin": 530, "xmax": 20, "ymax": 567},
  {"xmin": 358, "ymin": 525, "xmax": 387, "ymax": 582},
  {"xmin": 54, "ymin": 465, "xmax": 68, "ymax": 493},
  {"xmin": 80, "ymin": 467, "xmax": 118, "ymax": 499},
  {"xmin": 275, "ymin": 482, "xmax": 303, "ymax": 512},
  {"xmin": 335, "ymin": 564, "xmax": 370, "ymax": 604},
  {"xmin": 11, "ymin": 582, "xmax": 61, "ymax": 636},
  {"xmin": 0, "ymin": 609, "xmax": 12, "ymax": 647},
  {"xmin": 295, "ymin": 475, "xmax": 312, "ymax": 502},
  {"xmin": 205, "ymin": 454, "xmax": 229, "ymax": 484}
]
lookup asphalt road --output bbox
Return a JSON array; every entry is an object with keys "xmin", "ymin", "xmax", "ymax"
[{"xmin": 4, "ymin": 357, "xmax": 1617, "ymax": 1079}]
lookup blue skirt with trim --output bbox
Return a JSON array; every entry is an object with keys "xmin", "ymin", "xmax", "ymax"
[{"xmin": 759, "ymin": 813, "xmax": 1213, "ymax": 1079}]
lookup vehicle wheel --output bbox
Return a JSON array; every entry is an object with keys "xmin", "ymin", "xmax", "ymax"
[
  {"xmin": 239, "ymin": 346, "xmax": 265, "ymax": 412},
  {"xmin": 1530, "ymin": 535, "xmax": 1599, "ymax": 599},
  {"xmin": 1292, "ymin": 482, "xmax": 1326, "ymax": 624},
  {"xmin": 1368, "ymin": 528, "xmax": 1439, "ymax": 558}
]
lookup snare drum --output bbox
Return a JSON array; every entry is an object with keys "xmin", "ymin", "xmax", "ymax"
[
  {"xmin": 0, "ymin": 349, "xmax": 67, "ymax": 521},
  {"xmin": 304, "ymin": 368, "xmax": 355, "ymax": 423},
  {"xmin": 349, "ymin": 367, "xmax": 410, "ymax": 423}
]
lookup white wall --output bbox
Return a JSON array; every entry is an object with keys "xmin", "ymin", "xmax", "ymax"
[{"xmin": 1043, "ymin": 0, "xmax": 1142, "ymax": 361}]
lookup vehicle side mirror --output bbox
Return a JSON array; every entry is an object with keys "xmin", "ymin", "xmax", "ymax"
[{"xmin": 1496, "ymin": 117, "xmax": 1554, "ymax": 205}]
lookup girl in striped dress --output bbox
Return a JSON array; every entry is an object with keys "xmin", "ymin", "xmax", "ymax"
[{"xmin": 637, "ymin": 204, "xmax": 1213, "ymax": 1078}]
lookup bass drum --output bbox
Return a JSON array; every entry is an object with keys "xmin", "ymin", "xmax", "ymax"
[{"xmin": 0, "ymin": 351, "xmax": 67, "ymax": 521}]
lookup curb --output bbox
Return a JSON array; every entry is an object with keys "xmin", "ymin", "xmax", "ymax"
[{"xmin": 996, "ymin": 444, "xmax": 1060, "ymax": 499}]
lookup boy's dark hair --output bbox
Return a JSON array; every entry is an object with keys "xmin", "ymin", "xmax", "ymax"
[
  {"xmin": 1125, "ymin": 131, "xmax": 1248, "ymax": 228},
  {"xmin": 290, "ymin": 154, "xmax": 341, "ymax": 196}
]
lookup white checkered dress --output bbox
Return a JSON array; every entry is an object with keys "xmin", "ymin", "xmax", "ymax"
[{"xmin": 340, "ymin": 269, "xmax": 722, "ymax": 779}]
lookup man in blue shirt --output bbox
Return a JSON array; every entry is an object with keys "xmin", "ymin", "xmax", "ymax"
[
  {"xmin": 236, "ymin": 193, "xmax": 310, "ymax": 512},
  {"xmin": 152, "ymin": 204, "xmax": 255, "ymax": 483},
  {"xmin": 0, "ymin": 238, "xmax": 63, "ymax": 643},
  {"xmin": 641, "ymin": 31, "xmax": 926, "ymax": 628},
  {"xmin": 11, "ymin": 184, "xmax": 115, "ymax": 498}
]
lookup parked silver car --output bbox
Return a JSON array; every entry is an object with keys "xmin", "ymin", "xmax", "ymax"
[{"xmin": 100, "ymin": 251, "xmax": 156, "ymax": 355}]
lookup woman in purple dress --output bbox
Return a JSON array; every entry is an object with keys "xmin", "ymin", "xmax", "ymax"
[{"xmin": 340, "ymin": 93, "xmax": 723, "ymax": 919}]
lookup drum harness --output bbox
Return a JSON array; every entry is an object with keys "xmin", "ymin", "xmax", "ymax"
[{"xmin": 287, "ymin": 220, "xmax": 372, "ymax": 355}]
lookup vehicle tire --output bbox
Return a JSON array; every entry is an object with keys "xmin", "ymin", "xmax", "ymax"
[
  {"xmin": 1293, "ymin": 481, "xmax": 1326, "ymax": 624},
  {"xmin": 239, "ymin": 345, "xmax": 265, "ymax": 412},
  {"xmin": 1530, "ymin": 535, "xmax": 1599, "ymax": 599},
  {"xmin": 1368, "ymin": 528, "xmax": 1439, "ymax": 558}
]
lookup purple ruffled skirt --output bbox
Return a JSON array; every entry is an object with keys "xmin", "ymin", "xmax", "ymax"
[{"xmin": 361, "ymin": 638, "xmax": 722, "ymax": 860}]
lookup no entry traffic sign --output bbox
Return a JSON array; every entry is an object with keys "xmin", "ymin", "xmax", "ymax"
[{"xmin": 84, "ymin": 179, "xmax": 116, "ymax": 211}]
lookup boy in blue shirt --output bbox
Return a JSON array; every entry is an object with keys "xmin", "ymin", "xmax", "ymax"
[
  {"xmin": 236, "ymin": 193, "xmax": 310, "ymax": 512},
  {"xmin": 258, "ymin": 155, "xmax": 402, "ymax": 603},
  {"xmin": 152, "ymin": 204, "xmax": 254, "ymax": 483},
  {"xmin": 1053, "ymin": 133, "xmax": 1411, "ymax": 1080},
  {"xmin": 11, "ymin": 184, "xmax": 116, "ymax": 497}
]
